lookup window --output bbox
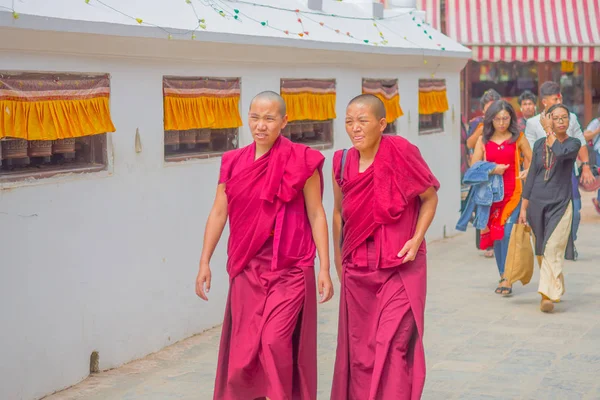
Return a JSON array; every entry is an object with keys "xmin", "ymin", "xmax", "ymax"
[
  {"xmin": 362, "ymin": 78, "xmax": 404, "ymax": 135},
  {"xmin": 418, "ymin": 79, "xmax": 448, "ymax": 135},
  {"xmin": 0, "ymin": 73, "xmax": 114, "ymax": 182},
  {"xmin": 163, "ymin": 77, "xmax": 242, "ymax": 161},
  {"xmin": 419, "ymin": 113, "xmax": 444, "ymax": 133},
  {"xmin": 280, "ymin": 79, "xmax": 336, "ymax": 149},
  {"xmin": 282, "ymin": 120, "xmax": 333, "ymax": 147}
]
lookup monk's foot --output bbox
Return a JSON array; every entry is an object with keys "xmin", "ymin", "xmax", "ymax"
[
  {"xmin": 540, "ymin": 297, "xmax": 554, "ymax": 313},
  {"xmin": 484, "ymin": 249, "xmax": 494, "ymax": 258}
]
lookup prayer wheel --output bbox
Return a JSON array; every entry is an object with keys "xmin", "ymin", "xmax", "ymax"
[
  {"xmin": 291, "ymin": 124, "xmax": 303, "ymax": 141},
  {"xmin": 1, "ymin": 138, "xmax": 29, "ymax": 159},
  {"xmin": 28, "ymin": 140, "xmax": 53, "ymax": 158},
  {"xmin": 303, "ymin": 123, "xmax": 316, "ymax": 139},
  {"xmin": 164, "ymin": 130, "xmax": 180, "ymax": 146},
  {"xmin": 196, "ymin": 129, "xmax": 211, "ymax": 144},
  {"xmin": 180, "ymin": 129, "xmax": 197, "ymax": 145},
  {"xmin": 52, "ymin": 138, "xmax": 76, "ymax": 154}
]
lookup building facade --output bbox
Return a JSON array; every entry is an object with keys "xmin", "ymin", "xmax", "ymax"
[
  {"xmin": 0, "ymin": 1, "xmax": 469, "ymax": 399},
  {"xmin": 403, "ymin": 0, "xmax": 600, "ymax": 126}
]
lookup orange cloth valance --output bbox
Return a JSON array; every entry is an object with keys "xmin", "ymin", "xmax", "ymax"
[
  {"xmin": 362, "ymin": 79, "xmax": 404, "ymax": 123},
  {"xmin": 163, "ymin": 77, "xmax": 242, "ymax": 131},
  {"xmin": 419, "ymin": 79, "xmax": 449, "ymax": 115},
  {"xmin": 0, "ymin": 74, "xmax": 116, "ymax": 141},
  {"xmin": 281, "ymin": 79, "xmax": 336, "ymax": 122}
]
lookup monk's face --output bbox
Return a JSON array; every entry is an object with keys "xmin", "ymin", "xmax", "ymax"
[
  {"xmin": 345, "ymin": 103, "xmax": 386, "ymax": 151},
  {"xmin": 248, "ymin": 99, "xmax": 288, "ymax": 147}
]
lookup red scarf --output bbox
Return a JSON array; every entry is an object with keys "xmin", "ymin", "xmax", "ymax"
[
  {"xmin": 338, "ymin": 135, "xmax": 440, "ymax": 263},
  {"xmin": 222, "ymin": 136, "xmax": 324, "ymax": 279}
]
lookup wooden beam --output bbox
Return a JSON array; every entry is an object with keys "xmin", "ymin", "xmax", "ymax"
[
  {"xmin": 584, "ymin": 63, "xmax": 593, "ymax": 126},
  {"xmin": 463, "ymin": 60, "xmax": 472, "ymax": 119}
]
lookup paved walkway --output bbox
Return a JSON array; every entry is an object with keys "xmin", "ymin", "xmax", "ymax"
[{"xmin": 46, "ymin": 193, "xmax": 600, "ymax": 400}]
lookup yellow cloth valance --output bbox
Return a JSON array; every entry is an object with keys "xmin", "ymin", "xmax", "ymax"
[
  {"xmin": 362, "ymin": 79, "xmax": 403, "ymax": 123},
  {"xmin": 419, "ymin": 79, "xmax": 448, "ymax": 115},
  {"xmin": 374, "ymin": 93, "xmax": 404, "ymax": 123},
  {"xmin": 281, "ymin": 93, "xmax": 337, "ymax": 122},
  {"xmin": 419, "ymin": 90, "xmax": 449, "ymax": 115},
  {"xmin": 0, "ymin": 74, "xmax": 116, "ymax": 140},
  {"xmin": 0, "ymin": 97, "xmax": 115, "ymax": 140},
  {"xmin": 281, "ymin": 79, "xmax": 336, "ymax": 122},
  {"xmin": 419, "ymin": 78, "xmax": 449, "ymax": 115},
  {"xmin": 164, "ymin": 96, "xmax": 242, "ymax": 131},
  {"xmin": 163, "ymin": 77, "xmax": 242, "ymax": 131}
]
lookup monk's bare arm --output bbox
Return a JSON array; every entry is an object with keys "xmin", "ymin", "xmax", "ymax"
[
  {"xmin": 397, "ymin": 187, "xmax": 438, "ymax": 263},
  {"xmin": 195, "ymin": 184, "xmax": 228, "ymax": 300},
  {"xmin": 304, "ymin": 170, "xmax": 333, "ymax": 303},
  {"xmin": 414, "ymin": 187, "xmax": 439, "ymax": 242},
  {"xmin": 199, "ymin": 184, "xmax": 228, "ymax": 266},
  {"xmin": 331, "ymin": 169, "xmax": 343, "ymax": 281}
]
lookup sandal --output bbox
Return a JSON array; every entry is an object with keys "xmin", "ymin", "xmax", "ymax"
[
  {"xmin": 501, "ymin": 286, "xmax": 513, "ymax": 297},
  {"xmin": 495, "ymin": 278, "xmax": 507, "ymax": 294}
]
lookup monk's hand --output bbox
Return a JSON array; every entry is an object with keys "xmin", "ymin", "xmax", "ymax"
[
  {"xmin": 580, "ymin": 166, "xmax": 595, "ymax": 185},
  {"xmin": 318, "ymin": 270, "xmax": 334, "ymax": 304},
  {"xmin": 195, "ymin": 265, "xmax": 211, "ymax": 301},
  {"xmin": 397, "ymin": 237, "xmax": 423, "ymax": 264}
]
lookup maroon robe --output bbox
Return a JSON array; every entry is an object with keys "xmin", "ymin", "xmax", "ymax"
[
  {"xmin": 213, "ymin": 136, "xmax": 324, "ymax": 400},
  {"xmin": 331, "ymin": 135, "xmax": 440, "ymax": 400}
]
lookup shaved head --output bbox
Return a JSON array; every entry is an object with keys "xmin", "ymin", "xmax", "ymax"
[
  {"xmin": 347, "ymin": 94, "xmax": 386, "ymax": 121},
  {"xmin": 250, "ymin": 91, "xmax": 286, "ymax": 117}
]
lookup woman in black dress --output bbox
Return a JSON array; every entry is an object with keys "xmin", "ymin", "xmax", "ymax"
[{"xmin": 518, "ymin": 104, "xmax": 581, "ymax": 313}]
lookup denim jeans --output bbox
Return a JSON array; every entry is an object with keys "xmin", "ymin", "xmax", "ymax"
[
  {"xmin": 572, "ymin": 197, "xmax": 581, "ymax": 242},
  {"xmin": 494, "ymin": 204, "xmax": 521, "ymax": 276},
  {"xmin": 597, "ymin": 150, "xmax": 600, "ymax": 202}
]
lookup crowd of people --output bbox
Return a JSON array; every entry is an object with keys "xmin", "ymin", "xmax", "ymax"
[
  {"xmin": 189, "ymin": 83, "xmax": 600, "ymax": 400},
  {"xmin": 460, "ymin": 81, "xmax": 600, "ymax": 312}
]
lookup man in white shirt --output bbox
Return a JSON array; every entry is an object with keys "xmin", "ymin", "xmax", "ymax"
[
  {"xmin": 584, "ymin": 105, "xmax": 600, "ymax": 214},
  {"xmin": 525, "ymin": 81, "xmax": 595, "ymax": 261}
]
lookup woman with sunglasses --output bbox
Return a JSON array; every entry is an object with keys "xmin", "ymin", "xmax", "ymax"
[
  {"xmin": 471, "ymin": 100, "xmax": 532, "ymax": 296},
  {"xmin": 519, "ymin": 104, "xmax": 581, "ymax": 313}
]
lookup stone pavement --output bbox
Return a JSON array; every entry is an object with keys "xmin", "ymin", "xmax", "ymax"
[{"xmin": 46, "ymin": 193, "xmax": 600, "ymax": 400}]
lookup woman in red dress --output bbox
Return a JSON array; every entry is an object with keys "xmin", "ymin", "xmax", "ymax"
[{"xmin": 471, "ymin": 100, "xmax": 532, "ymax": 295}]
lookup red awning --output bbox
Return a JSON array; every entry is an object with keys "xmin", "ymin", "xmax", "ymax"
[
  {"xmin": 446, "ymin": 0, "xmax": 600, "ymax": 62},
  {"xmin": 416, "ymin": 0, "xmax": 442, "ymax": 31}
]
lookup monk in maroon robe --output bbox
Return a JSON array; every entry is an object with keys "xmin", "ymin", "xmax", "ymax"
[
  {"xmin": 331, "ymin": 95, "xmax": 440, "ymax": 400},
  {"xmin": 195, "ymin": 91, "xmax": 334, "ymax": 400}
]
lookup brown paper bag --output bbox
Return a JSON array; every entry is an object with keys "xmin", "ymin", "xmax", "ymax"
[{"xmin": 504, "ymin": 223, "xmax": 534, "ymax": 286}]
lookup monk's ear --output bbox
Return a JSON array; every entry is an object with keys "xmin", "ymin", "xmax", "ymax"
[
  {"xmin": 281, "ymin": 114, "xmax": 288, "ymax": 130},
  {"xmin": 379, "ymin": 117, "xmax": 387, "ymax": 133}
]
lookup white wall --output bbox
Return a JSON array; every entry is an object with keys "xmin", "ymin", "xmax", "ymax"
[{"xmin": 0, "ymin": 39, "xmax": 464, "ymax": 400}]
